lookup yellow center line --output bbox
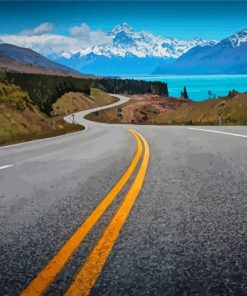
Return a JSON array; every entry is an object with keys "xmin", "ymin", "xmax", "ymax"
[
  {"xmin": 65, "ymin": 129, "xmax": 150, "ymax": 296},
  {"xmin": 21, "ymin": 129, "xmax": 143, "ymax": 296}
]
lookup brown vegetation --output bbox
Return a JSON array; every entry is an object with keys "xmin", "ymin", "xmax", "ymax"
[
  {"xmin": 52, "ymin": 88, "xmax": 118, "ymax": 117},
  {"xmin": 0, "ymin": 82, "xmax": 118, "ymax": 146},
  {"xmin": 0, "ymin": 57, "xmax": 90, "ymax": 78},
  {"xmin": 87, "ymin": 92, "xmax": 247, "ymax": 126}
]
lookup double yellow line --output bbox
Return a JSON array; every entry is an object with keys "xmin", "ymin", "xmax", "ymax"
[{"xmin": 21, "ymin": 128, "xmax": 149, "ymax": 296}]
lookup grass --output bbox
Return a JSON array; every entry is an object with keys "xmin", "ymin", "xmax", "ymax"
[
  {"xmin": 154, "ymin": 93, "xmax": 247, "ymax": 125},
  {"xmin": 52, "ymin": 88, "xmax": 118, "ymax": 116},
  {"xmin": 0, "ymin": 103, "xmax": 84, "ymax": 146},
  {"xmin": 0, "ymin": 83, "xmax": 116, "ymax": 146},
  {"xmin": 0, "ymin": 81, "xmax": 117, "ymax": 146},
  {"xmin": 87, "ymin": 92, "xmax": 247, "ymax": 126}
]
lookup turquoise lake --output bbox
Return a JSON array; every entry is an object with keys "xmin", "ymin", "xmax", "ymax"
[{"xmin": 130, "ymin": 75, "xmax": 247, "ymax": 101}]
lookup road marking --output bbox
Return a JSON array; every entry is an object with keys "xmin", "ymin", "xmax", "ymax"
[
  {"xmin": 188, "ymin": 127, "xmax": 247, "ymax": 138},
  {"xmin": 65, "ymin": 130, "xmax": 150, "ymax": 296},
  {"xmin": 21, "ymin": 129, "xmax": 142, "ymax": 296},
  {"xmin": 0, "ymin": 164, "xmax": 13, "ymax": 170}
]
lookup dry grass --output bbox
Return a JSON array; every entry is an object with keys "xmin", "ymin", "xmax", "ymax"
[
  {"xmin": 52, "ymin": 88, "xmax": 118, "ymax": 116},
  {"xmin": 86, "ymin": 92, "xmax": 247, "ymax": 126},
  {"xmin": 86, "ymin": 94, "xmax": 187, "ymax": 124},
  {"xmin": 0, "ymin": 85, "xmax": 117, "ymax": 146},
  {"xmin": 0, "ymin": 104, "xmax": 83, "ymax": 146},
  {"xmin": 154, "ymin": 93, "xmax": 247, "ymax": 125}
]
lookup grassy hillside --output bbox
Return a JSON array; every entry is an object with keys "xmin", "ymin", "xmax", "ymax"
[
  {"xmin": 0, "ymin": 81, "xmax": 83, "ymax": 146},
  {"xmin": 87, "ymin": 92, "xmax": 247, "ymax": 126},
  {"xmin": 52, "ymin": 89, "xmax": 117, "ymax": 116},
  {"xmin": 0, "ymin": 81, "xmax": 118, "ymax": 146},
  {"xmin": 155, "ymin": 92, "xmax": 247, "ymax": 125}
]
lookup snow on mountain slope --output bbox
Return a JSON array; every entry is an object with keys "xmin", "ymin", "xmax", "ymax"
[
  {"xmin": 64, "ymin": 23, "xmax": 212, "ymax": 59},
  {"xmin": 51, "ymin": 23, "xmax": 214, "ymax": 75},
  {"xmin": 218, "ymin": 28, "xmax": 247, "ymax": 48},
  {"xmin": 154, "ymin": 29, "xmax": 247, "ymax": 75}
]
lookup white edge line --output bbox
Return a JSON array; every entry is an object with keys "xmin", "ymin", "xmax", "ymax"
[
  {"xmin": 0, "ymin": 164, "xmax": 14, "ymax": 170},
  {"xmin": 188, "ymin": 127, "xmax": 247, "ymax": 138}
]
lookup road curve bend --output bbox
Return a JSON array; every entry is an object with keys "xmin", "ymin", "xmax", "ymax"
[
  {"xmin": 1, "ymin": 92, "xmax": 247, "ymax": 295},
  {"xmin": 64, "ymin": 93, "xmax": 129, "ymax": 129}
]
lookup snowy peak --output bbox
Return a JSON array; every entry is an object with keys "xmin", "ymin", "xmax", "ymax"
[
  {"xmin": 108, "ymin": 23, "xmax": 134, "ymax": 36},
  {"xmin": 73, "ymin": 23, "xmax": 211, "ymax": 59},
  {"xmin": 154, "ymin": 28, "xmax": 247, "ymax": 75},
  {"xmin": 50, "ymin": 26, "xmax": 247, "ymax": 75},
  {"xmin": 219, "ymin": 29, "xmax": 247, "ymax": 48},
  {"xmin": 51, "ymin": 23, "xmax": 216, "ymax": 63}
]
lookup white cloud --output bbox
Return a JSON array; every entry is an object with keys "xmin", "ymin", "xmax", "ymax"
[
  {"xmin": 20, "ymin": 23, "xmax": 54, "ymax": 36},
  {"xmin": 70, "ymin": 23, "xmax": 91, "ymax": 38},
  {"xmin": 0, "ymin": 22, "xmax": 112, "ymax": 56},
  {"xmin": 0, "ymin": 34, "xmax": 81, "ymax": 56},
  {"xmin": 70, "ymin": 23, "xmax": 111, "ymax": 47}
]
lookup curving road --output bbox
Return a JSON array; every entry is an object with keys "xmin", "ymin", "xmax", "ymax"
[
  {"xmin": 1, "ymin": 94, "xmax": 247, "ymax": 295},
  {"xmin": 64, "ymin": 93, "xmax": 129, "ymax": 127}
]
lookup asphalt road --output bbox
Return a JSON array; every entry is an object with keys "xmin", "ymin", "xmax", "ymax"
[{"xmin": 1, "ymin": 95, "xmax": 247, "ymax": 296}]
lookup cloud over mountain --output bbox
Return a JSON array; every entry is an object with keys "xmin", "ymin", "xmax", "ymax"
[
  {"xmin": 0, "ymin": 22, "xmax": 217, "ymax": 75},
  {"xmin": 0, "ymin": 22, "xmax": 111, "ymax": 56},
  {"xmin": 0, "ymin": 22, "xmax": 211, "ymax": 57},
  {"xmin": 70, "ymin": 23, "xmax": 111, "ymax": 47},
  {"xmin": 51, "ymin": 23, "xmax": 213, "ymax": 75},
  {"xmin": 20, "ymin": 23, "xmax": 54, "ymax": 36}
]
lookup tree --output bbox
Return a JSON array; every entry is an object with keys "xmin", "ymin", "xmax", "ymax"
[
  {"xmin": 181, "ymin": 86, "xmax": 189, "ymax": 99},
  {"xmin": 208, "ymin": 90, "xmax": 216, "ymax": 99}
]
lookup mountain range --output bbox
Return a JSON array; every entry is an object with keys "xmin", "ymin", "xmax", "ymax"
[
  {"xmin": 154, "ymin": 29, "xmax": 247, "ymax": 74},
  {"xmin": 1, "ymin": 24, "xmax": 247, "ymax": 76},
  {"xmin": 51, "ymin": 23, "xmax": 213, "ymax": 75}
]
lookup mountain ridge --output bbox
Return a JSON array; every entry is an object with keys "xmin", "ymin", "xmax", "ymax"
[
  {"xmin": 51, "ymin": 23, "xmax": 213, "ymax": 75},
  {"xmin": 154, "ymin": 29, "xmax": 247, "ymax": 75},
  {"xmin": 0, "ymin": 43, "xmax": 88, "ymax": 77},
  {"xmin": 56, "ymin": 23, "xmax": 211, "ymax": 59}
]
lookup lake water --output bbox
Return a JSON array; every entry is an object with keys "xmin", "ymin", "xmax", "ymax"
[{"xmin": 130, "ymin": 75, "xmax": 247, "ymax": 101}]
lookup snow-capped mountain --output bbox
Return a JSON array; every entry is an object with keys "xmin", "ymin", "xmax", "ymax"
[
  {"xmin": 52, "ymin": 23, "xmax": 213, "ymax": 75},
  {"xmin": 154, "ymin": 28, "xmax": 247, "ymax": 75},
  {"xmin": 218, "ymin": 28, "xmax": 247, "ymax": 48},
  {"xmin": 78, "ymin": 23, "xmax": 210, "ymax": 59}
]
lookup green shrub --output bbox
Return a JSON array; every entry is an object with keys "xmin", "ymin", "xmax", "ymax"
[{"xmin": 0, "ymin": 82, "xmax": 32, "ymax": 110}]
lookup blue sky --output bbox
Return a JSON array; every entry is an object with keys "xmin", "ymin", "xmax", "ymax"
[{"xmin": 0, "ymin": 1, "xmax": 247, "ymax": 40}]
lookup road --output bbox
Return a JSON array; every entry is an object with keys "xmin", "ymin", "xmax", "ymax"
[{"xmin": 1, "ymin": 94, "xmax": 247, "ymax": 295}]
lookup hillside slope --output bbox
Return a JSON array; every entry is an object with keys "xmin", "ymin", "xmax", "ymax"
[
  {"xmin": 87, "ymin": 92, "xmax": 247, "ymax": 125},
  {"xmin": 0, "ymin": 80, "xmax": 119, "ymax": 146},
  {"xmin": 52, "ymin": 88, "xmax": 118, "ymax": 116},
  {"xmin": 0, "ymin": 81, "xmax": 84, "ymax": 146},
  {"xmin": 0, "ymin": 43, "xmax": 87, "ymax": 78},
  {"xmin": 155, "ymin": 92, "xmax": 247, "ymax": 125}
]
